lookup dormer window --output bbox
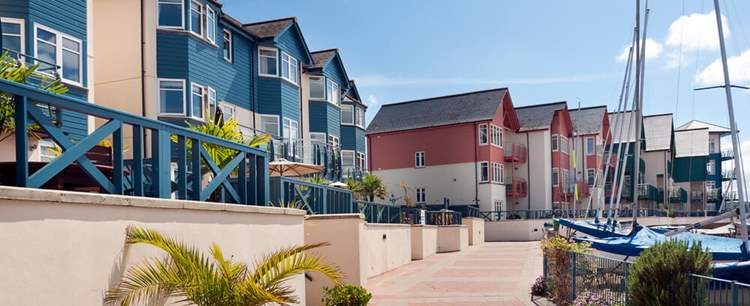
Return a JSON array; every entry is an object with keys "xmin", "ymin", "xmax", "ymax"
[{"xmin": 259, "ymin": 47, "xmax": 278, "ymax": 76}]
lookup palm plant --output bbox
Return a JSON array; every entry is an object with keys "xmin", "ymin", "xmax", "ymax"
[
  {"xmin": 345, "ymin": 177, "xmax": 363, "ymax": 200},
  {"xmin": 306, "ymin": 175, "xmax": 328, "ymax": 185},
  {"xmin": 359, "ymin": 174, "xmax": 386, "ymax": 202},
  {"xmin": 0, "ymin": 51, "xmax": 67, "ymax": 142},
  {"xmin": 179, "ymin": 113, "xmax": 271, "ymax": 168},
  {"xmin": 105, "ymin": 226, "xmax": 341, "ymax": 306}
]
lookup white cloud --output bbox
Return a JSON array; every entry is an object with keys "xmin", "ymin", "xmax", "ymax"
[
  {"xmin": 366, "ymin": 94, "xmax": 379, "ymax": 108},
  {"xmin": 354, "ymin": 73, "xmax": 609, "ymax": 88},
  {"xmin": 695, "ymin": 49, "xmax": 750, "ymax": 85},
  {"xmin": 615, "ymin": 38, "xmax": 663, "ymax": 62},
  {"xmin": 665, "ymin": 10, "xmax": 729, "ymax": 52}
]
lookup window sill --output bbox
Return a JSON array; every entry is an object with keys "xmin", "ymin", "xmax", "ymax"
[{"xmin": 415, "ymin": 166, "xmax": 425, "ymax": 169}]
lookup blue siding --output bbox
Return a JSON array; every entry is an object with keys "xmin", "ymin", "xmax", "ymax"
[
  {"xmin": 276, "ymin": 25, "xmax": 310, "ymax": 65},
  {"xmin": 280, "ymin": 81, "xmax": 300, "ymax": 122},
  {"xmin": 157, "ymin": 32, "xmax": 189, "ymax": 78},
  {"xmin": 1, "ymin": 0, "xmax": 89, "ymax": 139},
  {"xmin": 322, "ymin": 55, "xmax": 348, "ymax": 90},
  {"xmin": 309, "ymin": 101, "xmax": 340, "ymax": 137},
  {"xmin": 257, "ymin": 77, "xmax": 282, "ymax": 115},
  {"xmin": 341, "ymin": 125, "xmax": 365, "ymax": 153}
]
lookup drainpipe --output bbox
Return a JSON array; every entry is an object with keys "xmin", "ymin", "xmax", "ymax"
[
  {"xmin": 474, "ymin": 122, "xmax": 479, "ymax": 206},
  {"xmin": 527, "ymin": 133, "xmax": 531, "ymax": 210},
  {"xmin": 140, "ymin": 0, "xmax": 146, "ymax": 118}
]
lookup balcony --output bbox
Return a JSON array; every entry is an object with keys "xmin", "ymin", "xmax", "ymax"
[
  {"xmin": 268, "ymin": 138, "xmax": 343, "ymax": 181},
  {"xmin": 506, "ymin": 178, "xmax": 527, "ymax": 198},
  {"xmin": 638, "ymin": 184, "xmax": 658, "ymax": 201},
  {"xmin": 669, "ymin": 187, "xmax": 688, "ymax": 203},
  {"xmin": 723, "ymin": 170, "xmax": 736, "ymax": 181},
  {"xmin": 722, "ymin": 149, "xmax": 734, "ymax": 161},
  {"xmin": 707, "ymin": 188, "xmax": 722, "ymax": 201},
  {"xmin": 504, "ymin": 143, "xmax": 527, "ymax": 163}
]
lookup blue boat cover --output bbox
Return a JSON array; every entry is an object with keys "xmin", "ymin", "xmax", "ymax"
[
  {"xmin": 557, "ymin": 218, "xmax": 628, "ymax": 239},
  {"xmin": 575, "ymin": 226, "xmax": 748, "ymax": 261}
]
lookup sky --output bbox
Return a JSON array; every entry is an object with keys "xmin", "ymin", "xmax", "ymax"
[{"xmin": 224, "ymin": 0, "xmax": 750, "ymax": 173}]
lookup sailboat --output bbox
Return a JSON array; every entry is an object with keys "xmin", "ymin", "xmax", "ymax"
[{"xmin": 576, "ymin": 0, "xmax": 750, "ymax": 283}]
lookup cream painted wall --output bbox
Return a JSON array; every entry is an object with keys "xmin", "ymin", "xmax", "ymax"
[
  {"xmin": 436, "ymin": 225, "xmax": 468, "ymax": 252},
  {"xmin": 0, "ymin": 135, "xmax": 43, "ymax": 162},
  {"xmin": 462, "ymin": 217, "xmax": 485, "ymax": 245},
  {"xmin": 527, "ymin": 130, "xmax": 553, "ymax": 210},
  {"xmin": 373, "ymin": 162, "xmax": 480, "ymax": 205},
  {"xmin": 485, "ymin": 220, "xmax": 547, "ymax": 242},
  {"xmin": 0, "ymin": 186, "xmax": 306, "ymax": 306},
  {"xmin": 364, "ymin": 223, "xmax": 412, "ymax": 278},
  {"xmin": 301, "ymin": 72, "xmax": 312, "ymax": 162},
  {"xmin": 410, "ymin": 225, "xmax": 437, "ymax": 260}
]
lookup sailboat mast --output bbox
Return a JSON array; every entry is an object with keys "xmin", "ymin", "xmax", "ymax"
[
  {"xmin": 631, "ymin": 0, "xmax": 645, "ymax": 226},
  {"xmin": 713, "ymin": 0, "xmax": 750, "ymax": 255}
]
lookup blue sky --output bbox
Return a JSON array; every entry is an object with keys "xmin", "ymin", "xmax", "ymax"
[{"xmin": 225, "ymin": 0, "xmax": 750, "ymax": 145}]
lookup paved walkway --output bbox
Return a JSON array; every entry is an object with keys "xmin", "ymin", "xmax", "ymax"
[{"xmin": 367, "ymin": 242, "xmax": 543, "ymax": 306}]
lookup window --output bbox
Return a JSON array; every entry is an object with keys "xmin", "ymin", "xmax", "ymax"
[
  {"xmin": 206, "ymin": 6, "xmax": 216, "ymax": 43},
  {"xmin": 282, "ymin": 117, "xmax": 299, "ymax": 140},
  {"xmin": 494, "ymin": 200, "xmax": 503, "ymax": 212},
  {"xmin": 158, "ymin": 0, "xmax": 183, "ymax": 29},
  {"xmin": 416, "ymin": 187, "xmax": 426, "ymax": 203},
  {"xmin": 552, "ymin": 168, "xmax": 559, "ymax": 187},
  {"xmin": 190, "ymin": 83, "xmax": 209, "ymax": 120},
  {"xmin": 34, "ymin": 25, "xmax": 83, "ymax": 86},
  {"xmin": 710, "ymin": 138, "xmax": 717, "ymax": 154},
  {"xmin": 326, "ymin": 79, "xmax": 340, "ymax": 106},
  {"xmin": 222, "ymin": 29, "xmax": 232, "ymax": 62},
  {"xmin": 586, "ymin": 137, "xmax": 595, "ymax": 155},
  {"xmin": 158, "ymin": 79, "xmax": 185, "ymax": 114},
  {"xmin": 415, "ymin": 151, "xmax": 425, "ymax": 168},
  {"xmin": 478, "ymin": 124, "xmax": 488, "ymax": 145},
  {"xmin": 355, "ymin": 107, "xmax": 365, "ymax": 128},
  {"xmin": 587, "ymin": 169, "xmax": 596, "ymax": 186},
  {"xmin": 38, "ymin": 139, "xmax": 58, "ymax": 162},
  {"xmin": 560, "ymin": 136, "xmax": 569, "ymax": 154},
  {"xmin": 491, "ymin": 162, "xmax": 504, "ymax": 184},
  {"xmin": 551, "ymin": 135, "xmax": 559, "ymax": 151},
  {"xmin": 259, "ymin": 47, "xmax": 278, "ymax": 76},
  {"xmin": 480, "ymin": 162, "xmax": 489, "ymax": 182},
  {"xmin": 309, "ymin": 76, "xmax": 325, "ymax": 99},
  {"xmin": 707, "ymin": 160, "xmax": 716, "ymax": 175},
  {"xmin": 189, "ymin": 1, "xmax": 204, "ymax": 36},
  {"xmin": 341, "ymin": 104, "xmax": 354, "ymax": 125},
  {"xmin": 356, "ymin": 152, "xmax": 366, "ymax": 170},
  {"xmin": 328, "ymin": 135, "xmax": 339, "ymax": 148},
  {"xmin": 310, "ymin": 132, "xmax": 326, "ymax": 147},
  {"xmin": 342, "ymin": 150, "xmax": 355, "ymax": 168},
  {"xmin": 218, "ymin": 103, "xmax": 235, "ymax": 120},
  {"xmin": 1, "ymin": 18, "xmax": 24, "ymax": 57},
  {"xmin": 491, "ymin": 125, "xmax": 503, "ymax": 147},
  {"xmin": 280, "ymin": 51, "xmax": 298, "ymax": 84},
  {"xmin": 260, "ymin": 115, "xmax": 279, "ymax": 137},
  {"xmin": 563, "ymin": 169, "xmax": 570, "ymax": 191},
  {"xmin": 706, "ymin": 180, "xmax": 716, "ymax": 190}
]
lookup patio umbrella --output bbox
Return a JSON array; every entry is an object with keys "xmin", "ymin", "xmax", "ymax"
[
  {"xmin": 269, "ymin": 158, "xmax": 323, "ymax": 177},
  {"xmin": 328, "ymin": 181, "xmax": 347, "ymax": 188}
]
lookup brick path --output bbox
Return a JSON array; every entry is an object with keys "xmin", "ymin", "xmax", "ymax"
[{"xmin": 367, "ymin": 242, "xmax": 543, "ymax": 306}]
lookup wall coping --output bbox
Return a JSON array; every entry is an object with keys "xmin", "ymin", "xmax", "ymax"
[
  {"xmin": 305, "ymin": 213, "xmax": 365, "ymax": 220},
  {"xmin": 366, "ymin": 223, "xmax": 411, "ymax": 229},
  {"xmin": 461, "ymin": 217, "xmax": 486, "ymax": 221},
  {"xmin": 0, "ymin": 186, "xmax": 305, "ymax": 216},
  {"xmin": 438, "ymin": 224, "xmax": 469, "ymax": 228},
  {"xmin": 410, "ymin": 224, "xmax": 438, "ymax": 228}
]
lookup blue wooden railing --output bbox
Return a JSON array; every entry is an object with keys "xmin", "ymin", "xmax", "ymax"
[
  {"xmin": 4, "ymin": 78, "xmax": 270, "ymax": 204},
  {"xmin": 269, "ymin": 176, "xmax": 352, "ymax": 213}
]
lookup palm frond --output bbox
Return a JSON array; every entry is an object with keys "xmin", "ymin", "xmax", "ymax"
[{"xmin": 104, "ymin": 257, "xmax": 182, "ymax": 306}]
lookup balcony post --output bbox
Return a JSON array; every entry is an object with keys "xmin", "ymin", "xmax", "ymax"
[
  {"xmin": 14, "ymin": 96, "xmax": 28, "ymax": 187},
  {"xmin": 151, "ymin": 129, "xmax": 172, "ymax": 198}
]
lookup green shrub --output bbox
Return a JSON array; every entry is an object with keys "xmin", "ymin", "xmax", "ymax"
[
  {"xmin": 322, "ymin": 284, "xmax": 372, "ymax": 306},
  {"xmin": 627, "ymin": 240, "xmax": 712, "ymax": 306},
  {"xmin": 540, "ymin": 236, "xmax": 590, "ymax": 305}
]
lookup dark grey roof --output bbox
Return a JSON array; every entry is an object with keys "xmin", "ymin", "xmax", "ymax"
[
  {"xmin": 570, "ymin": 106, "xmax": 607, "ymax": 135},
  {"xmin": 243, "ymin": 17, "xmax": 295, "ymax": 39},
  {"xmin": 309, "ymin": 49, "xmax": 337, "ymax": 69},
  {"xmin": 514, "ymin": 102, "xmax": 567, "ymax": 132},
  {"xmin": 366, "ymin": 88, "xmax": 508, "ymax": 134}
]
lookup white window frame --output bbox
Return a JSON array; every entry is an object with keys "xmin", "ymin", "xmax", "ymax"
[
  {"xmin": 222, "ymin": 29, "xmax": 232, "ymax": 62},
  {"xmin": 551, "ymin": 135, "xmax": 559, "ymax": 152},
  {"xmin": 326, "ymin": 78, "xmax": 340, "ymax": 106},
  {"xmin": 479, "ymin": 161, "xmax": 489, "ymax": 183},
  {"xmin": 586, "ymin": 137, "xmax": 595, "ymax": 155},
  {"xmin": 357, "ymin": 152, "xmax": 366, "ymax": 170},
  {"xmin": 478, "ymin": 124, "xmax": 488, "ymax": 146},
  {"xmin": 415, "ymin": 151, "xmax": 425, "ymax": 168},
  {"xmin": 355, "ymin": 107, "xmax": 365, "ymax": 128},
  {"xmin": 587, "ymin": 168, "xmax": 596, "ymax": 186},
  {"xmin": 280, "ymin": 51, "xmax": 298, "ymax": 85},
  {"xmin": 157, "ymin": 78, "xmax": 186, "ymax": 116},
  {"xmin": 157, "ymin": 0, "xmax": 184, "ymax": 29},
  {"xmin": 707, "ymin": 160, "xmax": 716, "ymax": 176},
  {"xmin": 552, "ymin": 168, "xmax": 560, "ymax": 187},
  {"xmin": 206, "ymin": 6, "xmax": 216, "ymax": 43},
  {"xmin": 38, "ymin": 138, "xmax": 58, "ymax": 162},
  {"xmin": 309, "ymin": 76, "xmax": 326, "ymax": 100},
  {"xmin": 416, "ymin": 187, "xmax": 426, "ymax": 204},
  {"xmin": 1, "ymin": 17, "xmax": 25, "ymax": 55},
  {"xmin": 258, "ymin": 47, "xmax": 278, "ymax": 77},
  {"xmin": 189, "ymin": 82, "xmax": 209, "ymax": 121},
  {"xmin": 491, "ymin": 162, "xmax": 503, "ymax": 184},
  {"xmin": 34, "ymin": 24, "xmax": 83, "ymax": 86},
  {"xmin": 490, "ymin": 124, "xmax": 503, "ymax": 147},
  {"xmin": 328, "ymin": 135, "xmax": 340, "ymax": 148},
  {"xmin": 218, "ymin": 102, "xmax": 235, "ymax": 120},
  {"xmin": 189, "ymin": 0, "xmax": 204, "ymax": 37},
  {"xmin": 341, "ymin": 104, "xmax": 354, "ymax": 125},
  {"xmin": 260, "ymin": 114, "xmax": 280, "ymax": 138},
  {"xmin": 310, "ymin": 132, "xmax": 326, "ymax": 146},
  {"xmin": 561, "ymin": 136, "xmax": 569, "ymax": 154},
  {"xmin": 282, "ymin": 117, "xmax": 299, "ymax": 140},
  {"xmin": 341, "ymin": 150, "xmax": 355, "ymax": 168}
]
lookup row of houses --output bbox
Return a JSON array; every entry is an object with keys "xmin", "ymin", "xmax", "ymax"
[
  {"xmin": 0, "ymin": 0, "xmax": 367, "ymax": 180},
  {"xmin": 366, "ymin": 88, "xmax": 733, "ymax": 213}
]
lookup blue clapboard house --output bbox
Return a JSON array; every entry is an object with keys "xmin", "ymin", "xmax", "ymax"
[{"xmin": 341, "ymin": 80, "xmax": 368, "ymax": 179}]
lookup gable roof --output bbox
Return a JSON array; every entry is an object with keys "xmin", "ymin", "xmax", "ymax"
[
  {"xmin": 570, "ymin": 105, "xmax": 607, "ymax": 135},
  {"xmin": 643, "ymin": 113, "xmax": 674, "ymax": 151},
  {"xmin": 675, "ymin": 128, "xmax": 710, "ymax": 157},
  {"xmin": 309, "ymin": 49, "xmax": 337, "ymax": 69},
  {"xmin": 514, "ymin": 101, "xmax": 567, "ymax": 132},
  {"xmin": 366, "ymin": 88, "xmax": 508, "ymax": 135},
  {"xmin": 608, "ymin": 111, "xmax": 639, "ymax": 144},
  {"xmin": 345, "ymin": 80, "xmax": 363, "ymax": 105},
  {"xmin": 243, "ymin": 17, "xmax": 296, "ymax": 39},
  {"xmin": 676, "ymin": 119, "xmax": 731, "ymax": 135}
]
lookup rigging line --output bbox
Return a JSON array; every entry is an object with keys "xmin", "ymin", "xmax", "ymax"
[
  {"xmin": 674, "ymin": 0, "xmax": 686, "ymax": 116},
  {"xmin": 631, "ymin": 0, "xmax": 649, "ymax": 225}
]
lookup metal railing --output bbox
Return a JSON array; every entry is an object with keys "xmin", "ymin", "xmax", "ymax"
[
  {"xmin": 477, "ymin": 208, "xmax": 707, "ymax": 221},
  {"xmin": 269, "ymin": 176, "xmax": 352, "ymax": 214},
  {"xmin": 355, "ymin": 200, "xmax": 403, "ymax": 224},
  {"xmin": 688, "ymin": 274, "xmax": 750, "ymax": 305},
  {"xmin": 5, "ymin": 78, "xmax": 270, "ymax": 204}
]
